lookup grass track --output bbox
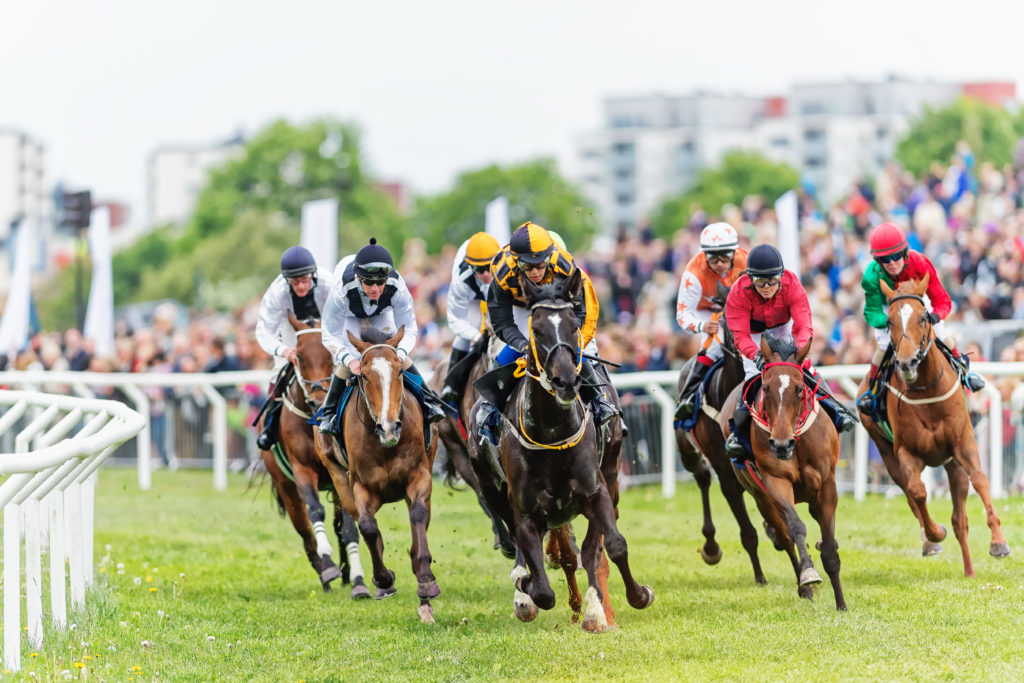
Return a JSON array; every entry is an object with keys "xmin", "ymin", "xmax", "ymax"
[{"xmin": 11, "ymin": 468, "xmax": 1024, "ymax": 681}]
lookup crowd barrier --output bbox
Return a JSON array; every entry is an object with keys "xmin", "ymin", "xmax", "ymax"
[
  {"xmin": 1, "ymin": 364, "xmax": 1022, "ymax": 501},
  {"xmin": 0, "ymin": 390, "xmax": 145, "ymax": 672}
]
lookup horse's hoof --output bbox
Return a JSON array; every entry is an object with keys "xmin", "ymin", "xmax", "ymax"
[
  {"xmin": 418, "ymin": 603, "xmax": 435, "ymax": 624},
  {"xmin": 700, "ymin": 545, "xmax": 723, "ymax": 565},
  {"xmin": 320, "ymin": 563, "xmax": 342, "ymax": 586},
  {"xmin": 350, "ymin": 577, "xmax": 371, "ymax": 600},
  {"xmin": 581, "ymin": 617, "xmax": 607, "ymax": 633},
  {"xmin": 799, "ymin": 567, "xmax": 822, "ymax": 587},
  {"xmin": 628, "ymin": 585, "xmax": 655, "ymax": 610},
  {"xmin": 514, "ymin": 590, "xmax": 538, "ymax": 622},
  {"xmin": 582, "ymin": 587, "xmax": 608, "ymax": 632},
  {"xmin": 922, "ymin": 541, "xmax": 943, "ymax": 557},
  {"xmin": 375, "ymin": 586, "xmax": 398, "ymax": 600},
  {"xmin": 990, "ymin": 542, "xmax": 1011, "ymax": 558},
  {"xmin": 417, "ymin": 580, "xmax": 441, "ymax": 599}
]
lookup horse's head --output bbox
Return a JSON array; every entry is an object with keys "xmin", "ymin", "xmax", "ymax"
[
  {"xmin": 287, "ymin": 313, "xmax": 332, "ymax": 413},
  {"xmin": 880, "ymin": 274, "xmax": 934, "ymax": 383},
  {"xmin": 758, "ymin": 333, "xmax": 812, "ymax": 461},
  {"xmin": 347, "ymin": 325, "xmax": 407, "ymax": 447},
  {"xmin": 519, "ymin": 268, "xmax": 584, "ymax": 406}
]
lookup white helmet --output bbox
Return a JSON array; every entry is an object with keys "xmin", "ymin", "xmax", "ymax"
[{"xmin": 699, "ymin": 222, "xmax": 739, "ymax": 253}]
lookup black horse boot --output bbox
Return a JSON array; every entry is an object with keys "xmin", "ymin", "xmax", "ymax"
[
  {"xmin": 724, "ymin": 397, "xmax": 750, "ymax": 459},
  {"xmin": 405, "ymin": 362, "xmax": 447, "ymax": 424},
  {"xmin": 821, "ymin": 398, "xmax": 856, "ymax": 433},
  {"xmin": 256, "ymin": 399, "xmax": 282, "ymax": 450},
  {"xmin": 319, "ymin": 373, "xmax": 346, "ymax": 437},
  {"xmin": 675, "ymin": 358, "xmax": 712, "ymax": 421},
  {"xmin": 440, "ymin": 347, "xmax": 470, "ymax": 405}
]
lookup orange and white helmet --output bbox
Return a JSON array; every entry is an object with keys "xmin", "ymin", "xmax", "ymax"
[{"xmin": 699, "ymin": 222, "xmax": 739, "ymax": 253}]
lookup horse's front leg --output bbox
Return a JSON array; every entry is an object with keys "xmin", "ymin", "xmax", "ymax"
[
  {"xmin": 808, "ymin": 478, "xmax": 846, "ymax": 611},
  {"xmin": 405, "ymin": 465, "xmax": 440, "ymax": 607},
  {"xmin": 677, "ymin": 427, "xmax": 721, "ymax": 565},
  {"xmin": 513, "ymin": 515, "xmax": 556, "ymax": 611},
  {"xmin": 952, "ymin": 443, "xmax": 1010, "ymax": 561},
  {"xmin": 883, "ymin": 443, "xmax": 947, "ymax": 553},
  {"xmin": 510, "ymin": 547, "xmax": 538, "ymax": 622},
  {"xmin": 332, "ymin": 499, "xmax": 370, "ymax": 599},
  {"xmin": 712, "ymin": 455, "xmax": 766, "ymax": 584},
  {"xmin": 944, "ymin": 461, "xmax": 975, "ymax": 578},
  {"xmin": 352, "ymin": 483, "xmax": 395, "ymax": 599},
  {"xmin": 770, "ymin": 480, "xmax": 820, "ymax": 598},
  {"xmin": 583, "ymin": 482, "xmax": 654, "ymax": 614},
  {"xmin": 292, "ymin": 472, "xmax": 341, "ymax": 589}
]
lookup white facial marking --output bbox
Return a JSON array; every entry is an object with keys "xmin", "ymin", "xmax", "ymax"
[
  {"xmin": 777, "ymin": 374, "xmax": 791, "ymax": 403},
  {"xmin": 547, "ymin": 311, "xmax": 565, "ymax": 346},
  {"xmin": 899, "ymin": 303, "xmax": 914, "ymax": 337},
  {"xmin": 370, "ymin": 356, "xmax": 393, "ymax": 427}
]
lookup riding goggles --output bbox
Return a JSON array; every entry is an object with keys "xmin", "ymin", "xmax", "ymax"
[
  {"xmin": 706, "ymin": 251, "xmax": 734, "ymax": 265},
  {"xmin": 359, "ymin": 276, "xmax": 387, "ymax": 286},
  {"xmin": 473, "ymin": 264, "xmax": 490, "ymax": 274},
  {"xmin": 751, "ymin": 275, "xmax": 782, "ymax": 288},
  {"xmin": 875, "ymin": 250, "xmax": 907, "ymax": 265},
  {"xmin": 517, "ymin": 260, "xmax": 548, "ymax": 273}
]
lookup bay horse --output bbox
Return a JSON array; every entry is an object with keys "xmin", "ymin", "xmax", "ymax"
[
  {"xmin": 314, "ymin": 325, "xmax": 441, "ymax": 623},
  {"xmin": 674, "ymin": 283, "xmax": 767, "ymax": 584},
  {"xmin": 725, "ymin": 333, "xmax": 846, "ymax": 610},
  {"xmin": 258, "ymin": 314, "xmax": 369, "ymax": 599},
  {"xmin": 857, "ymin": 275, "xmax": 1010, "ymax": 574},
  {"xmin": 468, "ymin": 268, "xmax": 653, "ymax": 632}
]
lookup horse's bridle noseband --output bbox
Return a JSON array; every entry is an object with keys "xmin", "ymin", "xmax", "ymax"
[
  {"xmin": 887, "ymin": 293, "xmax": 935, "ymax": 368},
  {"xmin": 291, "ymin": 327, "xmax": 332, "ymax": 409},
  {"xmin": 525, "ymin": 301, "xmax": 583, "ymax": 389},
  {"xmin": 355, "ymin": 343, "xmax": 404, "ymax": 428}
]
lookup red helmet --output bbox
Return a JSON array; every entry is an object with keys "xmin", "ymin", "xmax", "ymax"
[{"xmin": 869, "ymin": 223, "xmax": 908, "ymax": 257}]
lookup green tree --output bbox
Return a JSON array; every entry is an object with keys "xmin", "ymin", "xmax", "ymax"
[
  {"xmin": 895, "ymin": 97, "xmax": 1018, "ymax": 177},
  {"xmin": 412, "ymin": 159, "xmax": 600, "ymax": 253},
  {"xmin": 649, "ymin": 151, "xmax": 800, "ymax": 239}
]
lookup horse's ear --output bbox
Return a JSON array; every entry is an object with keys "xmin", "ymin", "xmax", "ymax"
[
  {"xmin": 880, "ymin": 279, "xmax": 895, "ymax": 300},
  {"xmin": 759, "ymin": 334, "xmax": 772, "ymax": 360},
  {"xmin": 288, "ymin": 312, "xmax": 304, "ymax": 331},
  {"xmin": 796, "ymin": 338, "xmax": 812, "ymax": 365},
  {"xmin": 348, "ymin": 331, "xmax": 370, "ymax": 353},
  {"xmin": 565, "ymin": 268, "xmax": 583, "ymax": 301},
  {"xmin": 386, "ymin": 325, "xmax": 405, "ymax": 348},
  {"xmin": 915, "ymin": 271, "xmax": 930, "ymax": 294}
]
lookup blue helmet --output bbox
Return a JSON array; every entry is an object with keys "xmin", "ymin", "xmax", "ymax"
[
  {"xmin": 354, "ymin": 238, "xmax": 394, "ymax": 280},
  {"xmin": 281, "ymin": 246, "xmax": 317, "ymax": 279},
  {"xmin": 746, "ymin": 244, "xmax": 784, "ymax": 278}
]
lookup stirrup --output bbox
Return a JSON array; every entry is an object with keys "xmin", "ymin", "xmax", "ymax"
[
  {"xmin": 674, "ymin": 396, "xmax": 696, "ymax": 421},
  {"xmin": 966, "ymin": 373, "xmax": 986, "ymax": 392},
  {"xmin": 724, "ymin": 433, "xmax": 746, "ymax": 459},
  {"xmin": 319, "ymin": 415, "xmax": 340, "ymax": 436},
  {"xmin": 856, "ymin": 391, "xmax": 875, "ymax": 414}
]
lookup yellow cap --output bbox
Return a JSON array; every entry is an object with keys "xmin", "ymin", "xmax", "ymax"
[{"xmin": 465, "ymin": 232, "xmax": 501, "ymax": 267}]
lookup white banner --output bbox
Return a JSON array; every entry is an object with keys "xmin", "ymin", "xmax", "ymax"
[
  {"xmin": 485, "ymin": 196, "xmax": 510, "ymax": 246},
  {"xmin": 84, "ymin": 206, "xmax": 114, "ymax": 357},
  {"xmin": 0, "ymin": 219, "xmax": 32, "ymax": 359},
  {"xmin": 301, "ymin": 198, "xmax": 339, "ymax": 272},
  {"xmin": 775, "ymin": 190, "xmax": 800, "ymax": 280}
]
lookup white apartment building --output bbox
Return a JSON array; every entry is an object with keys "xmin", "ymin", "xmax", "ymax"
[
  {"xmin": 0, "ymin": 129, "xmax": 48, "ymax": 295},
  {"xmin": 147, "ymin": 133, "xmax": 245, "ymax": 227},
  {"xmin": 577, "ymin": 77, "xmax": 1013, "ymax": 234}
]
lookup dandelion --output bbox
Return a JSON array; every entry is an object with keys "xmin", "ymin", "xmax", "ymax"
[
  {"xmin": 99, "ymin": 567, "xmax": 106, "ymax": 573},
  {"xmin": 29, "ymin": 652, "xmax": 38, "ymax": 659},
  {"xmin": 149, "ymin": 587, "xmax": 157, "ymax": 593},
  {"xmin": 142, "ymin": 562, "xmax": 149, "ymax": 568},
  {"xmin": 84, "ymin": 655, "xmax": 92, "ymax": 661},
  {"xmin": 120, "ymin": 621, "xmax": 128, "ymax": 628},
  {"xmin": 157, "ymin": 610, "xmax": 164, "ymax": 617},
  {"xmin": 74, "ymin": 662, "xmax": 85, "ymax": 669},
  {"xmin": 179, "ymin": 573, "xmax": 185, "ymax": 579},
  {"xmin": 227, "ymin": 643, "xmax": 233, "ymax": 649},
  {"xmin": 145, "ymin": 576, "xmax": 153, "ymax": 583},
  {"xmin": 153, "ymin": 567, "xmax": 159, "ymax": 573},
  {"xmin": 207, "ymin": 635, "xmax": 215, "ymax": 642},
  {"xmin": 141, "ymin": 640, "xmax": 152, "ymax": 649},
  {"xmin": 116, "ymin": 563, "xmax": 124, "ymax": 570},
  {"xmin": 105, "ymin": 544, "xmax": 111, "ymax": 550},
  {"xmin": 133, "ymin": 577, "xmax": 142, "ymax": 586},
  {"xmin": 133, "ymin": 665, "xmax": 142, "ymax": 672},
  {"xmin": 70, "ymin": 624, "xmax": 77, "ymax": 631}
]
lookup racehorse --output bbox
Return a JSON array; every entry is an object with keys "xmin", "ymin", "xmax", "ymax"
[
  {"xmin": 314, "ymin": 325, "xmax": 441, "ymax": 623},
  {"xmin": 725, "ymin": 333, "xmax": 846, "ymax": 610},
  {"xmin": 674, "ymin": 283, "xmax": 767, "ymax": 584},
  {"xmin": 431, "ymin": 335, "xmax": 517, "ymax": 558},
  {"xmin": 258, "ymin": 314, "xmax": 369, "ymax": 599},
  {"xmin": 857, "ymin": 275, "xmax": 1010, "ymax": 574},
  {"xmin": 467, "ymin": 268, "xmax": 653, "ymax": 632}
]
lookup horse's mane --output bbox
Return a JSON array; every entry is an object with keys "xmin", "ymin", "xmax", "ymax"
[
  {"xmin": 299, "ymin": 316, "xmax": 320, "ymax": 327},
  {"xmin": 763, "ymin": 332, "xmax": 798, "ymax": 361},
  {"xmin": 359, "ymin": 326, "xmax": 392, "ymax": 344}
]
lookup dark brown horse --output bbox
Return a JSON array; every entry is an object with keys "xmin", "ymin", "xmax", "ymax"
[
  {"xmin": 259, "ymin": 314, "xmax": 370, "ymax": 599},
  {"xmin": 315, "ymin": 325, "xmax": 440, "ymax": 623},
  {"xmin": 468, "ymin": 269, "xmax": 653, "ymax": 632},
  {"xmin": 857, "ymin": 275, "xmax": 1010, "ymax": 574},
  {"xmin": 674, "ymin": 284, "xmax": 766, "ymax": 583},
  {"xmin": 725, "ymin": 333, "xmax": 846, "ymax": 610}
]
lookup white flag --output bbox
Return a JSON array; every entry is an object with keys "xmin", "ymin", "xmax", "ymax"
[
  {"xmin": 0, "ymin": 219, "xmax": 32, "ymax": 359},
  {"xmin": 485, "ymin": 196, "xmax": 511, "ymax": 246},
  {"xmin": 775, "ymin": 190, "xmax": 800, "ymax": 281},
  {"xmin": 83, "ymin": 206, "xmax": 114, "ymax": 357},
  {"xmin": 301, "ymin": 198, "xmax": 339, "ymax": 271}
]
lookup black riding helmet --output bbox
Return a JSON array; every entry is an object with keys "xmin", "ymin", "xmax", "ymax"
[
  {"xmin": 354, "ymin": 238, "xmax": 394, "ymax": 280},
  {"xmin": 281, "ymin": 246, "xmax": 317, "ymax": 278},
  {"xmin": 746, "ymin": 244, "xmax": 785, "ymax": 278}
]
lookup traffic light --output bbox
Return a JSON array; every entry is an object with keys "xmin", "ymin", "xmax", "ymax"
[{"xmin": 60, "ymin": 190, "xmax": 92, "ymax": 230}]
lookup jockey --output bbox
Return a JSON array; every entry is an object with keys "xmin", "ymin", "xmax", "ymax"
[
  {"xmin": 674, "ymin": 222, "xmax": 749, "ymax": 420},
  {"xmin": 857, "ymin": 222, "xmax": 985, "ymax": 413},
  {"xmin": 440, "ymin": 232, "xmax": 501, "ymax": 405},
  {"xmin": 477, "ymin": 222, "xmax": 614, "ymax": 446},
  {"xmin": 254, "ymin": 246, "xmax": 332, "ymax": 450},
  {"xmin": 318, "ymin": 238, "xmax": 446, "ymax": 437},
  {"xmin": 724, "ymin": 244, "xmax": 855, "ymax": 459}
]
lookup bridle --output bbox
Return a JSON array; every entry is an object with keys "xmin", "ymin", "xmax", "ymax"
[
  {"xmin": 747, "ymin": 360, "xmax": 819, "ymax": 438},
  {"xmin": 354, "ymin": 343, "xmax": 404, "ymax": 428},
  {"xmin": 518, "ymin": 300, "xmax": 583, "ymax": 396},
  {"xmin": 284, "ymin": 327, "xmax": 332, "ymax": 419},
  {"xmin": 886, "ymin": 293, "xmax": 945, "ymax": 393}
]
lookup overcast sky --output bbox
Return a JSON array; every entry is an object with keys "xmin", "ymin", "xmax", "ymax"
[{"xmin": 3, "ymin": 0, "xmax": 1023, "ymax": 220}]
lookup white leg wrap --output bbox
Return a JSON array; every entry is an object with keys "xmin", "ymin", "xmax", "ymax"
[
  {"xmin": 313, "ymin": 521, "xmax": 334, "ymax": 558},
  {"xmin": 346, "ymin": 541, "xmax": 364, "ymax": 580},
  {"xmin": 583, "ymin": 586, "xmax": 607, "ymax": 630}
]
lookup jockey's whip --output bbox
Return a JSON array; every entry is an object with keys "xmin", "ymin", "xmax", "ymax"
[{"xmin": 581, "ymin": 352, "xmax": 622, "ymax": 369}]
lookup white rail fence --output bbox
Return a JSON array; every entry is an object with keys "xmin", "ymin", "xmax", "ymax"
[
  {"xmin": 1, "ymin": 363, "xmax": 1022, "ymax": 500},
  {"xmin": 0, "ymin": 390, "xmax": 145, "ymax": 673}
]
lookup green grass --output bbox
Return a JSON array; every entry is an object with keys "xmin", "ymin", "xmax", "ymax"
[{"xmin": 10, "ymin": 468, "xmax": 1024, "ymax": 681}]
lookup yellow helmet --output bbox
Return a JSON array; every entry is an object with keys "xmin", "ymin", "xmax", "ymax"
[
  {"xmin": 465, "ymin": 232, "xmax": 500, "ymax": 267},
  {"xmin": 509, "ymin": 222, "xmax": 555, "ymax": 265}
]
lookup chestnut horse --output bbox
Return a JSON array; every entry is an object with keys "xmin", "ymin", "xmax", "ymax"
[
  {"xmin": 674, "ymin": 284, "xmax": 766, "ymax": 584},
  {"xmin": 725, "ymin": 334, "xmax": 846, "ymax": 610},
  {"xmin": 857, "ymin": 275, "xmax": 1010, "ymax": 574},
  {"xmin": 258, "ymin": 314, "xmax": 369, "ymax": 599},
  {"xmin": 468, "ymin": 269, "xmax": 653, "ymax": 632},
  {"xmin": 315, "ymin": 325, "xmax": 441, "ymax": 623}
]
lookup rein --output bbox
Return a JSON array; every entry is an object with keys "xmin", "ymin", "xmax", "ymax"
[
  {"xmin": 504, "ymin": 381, "xmax": 592, "ymax": 451},
  {"xmin": 748, "ymin": 361, "xmax": 819, "ymax": 438},
  {"xmin": 519, "ymin": 301, "xmax": 583, "ymax": 396},
  {"xmin": 284, "ymin": 328, "xmax": 331, "ymax": 419}
]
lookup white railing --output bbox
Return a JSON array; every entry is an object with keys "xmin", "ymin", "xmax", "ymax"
[
  {"xmin": 0, "ymin": 390, "xmax": 145, "ymax": 673},
  {"xmin": 1, "ymin": 363, "xmax": 1022, "ymax": 501}
]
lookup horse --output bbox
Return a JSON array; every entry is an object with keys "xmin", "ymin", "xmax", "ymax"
[
  {"xmin": 258, "ymin": 314, "xmax": 370, "ymax": 599},
  {"xmin": 314, "ymin": 325, "xmax": 441, "ymax": 623},
  {"xmin": 857, "ymin": 275, "xmax": 1010, "ymax": 574},
  {"xmin": 430, "ymin": 335, "xmax": 517, "ymax": 558},
  {"xmin": 467, "ymin": 268, "xmax": 653, "ymax": 632},
  {"xmin": 724, "ymin": 333, "xmax": 846, "ymax": 610},
  {"xmin": 674, "ymin": 283, "xmax": 767, "ymax": 584}
]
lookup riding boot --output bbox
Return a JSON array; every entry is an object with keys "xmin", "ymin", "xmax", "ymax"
[
  {"xmin": 821, "ymin": 398, "xmax": 855, "ymax": 433},
  {"xmin": 256, "ymin": 399, "xmax": 282, "ymax": 450},
  {"xmin": 956, "ymin": 353, "xmax": 986, "ymax": 392},
  {"xmin": 319, "ymin": 374, "xmax": 346, "ymax": 437},
  {"xmin": 476, "ymin": 402, "xmax": 501, "ymax": 447},
  {"xmin": 406, "ymin": 362, "xmax": 448, "ymax": 424},
  {"xmin": 580, "ymin": 359, "xmax": 617, "ymax": 426},
  {"xmin": 724, "ymin": 397, "xmax": 750, "ymax": 459},
  {"xmin": 440, "ymin": 347, "xmax": 470, "ymax": 405},
  {"xmin": 674, "ymin": 358, "xmax": 712, "ymax": 421},
  {"xmin": 856, "ymin": 364, "xmax": 880, "ymax": 414}
]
